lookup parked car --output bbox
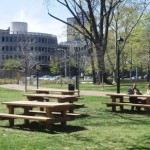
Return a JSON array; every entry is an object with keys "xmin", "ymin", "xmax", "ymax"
[
  {"xmin": 51, "ymin": 75, "xmax": 60, "ymax": 80},
  {"xmin": 39, "ymin": 75, "xmax": 51, "ymax": 80},
  {"xmin": 27, "ymin": 75, "xmax": 37, "ymax": 80},
  {"xmin": 84, "ymin": 76, "xmax": 92, "ymax": 81},
  {"xmin": 144, "ymin": 74, "xmax": 148, "ymax": 79},
  {"xmin": 131, "ymin": 76, "xmax": 136, "ymax": 79}
]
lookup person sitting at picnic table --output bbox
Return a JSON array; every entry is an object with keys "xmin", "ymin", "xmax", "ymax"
[{"xmin": 126, "ymin": 83, "xmax": 142, "ymax": 111}]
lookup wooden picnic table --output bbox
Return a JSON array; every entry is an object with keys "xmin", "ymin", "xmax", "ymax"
[
  {"xmin": 35, "ymin": 89, "xmax": 79, "ymax": 96},
  {"xmin": 105, "ymin": 93, "xmax": 150, "ymax": 112},
  {"xmin": 0, "ymin": 101, "xmax": 75, "ymax": 128}
]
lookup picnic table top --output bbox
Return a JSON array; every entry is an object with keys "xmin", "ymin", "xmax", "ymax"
[
  {"xmin": 2, "ymin": 101, "xmax": 75, "ymax": 108},
  {"xmin": 106, "ymin": 93, "xmax": 150, "ymax": 98}
]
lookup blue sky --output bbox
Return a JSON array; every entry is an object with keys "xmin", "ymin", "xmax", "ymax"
[{"xmin": 0, "ymin": 0, "xmax": 71, "ymax": 43}]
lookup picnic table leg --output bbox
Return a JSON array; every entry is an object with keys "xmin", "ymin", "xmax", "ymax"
[
  {"xmin": 120, "ymin": 96, "xmax": 124, "ymax": 112},
  {"xmin": 111, "ymin": 96, "xmax": 116, "ymax": 112},
  {"xmin": 7, "ymin": 105, "xmax": 14, "ymax": 126},
  {"xmin": 60, "ymin": 110, "xmax": 67, "ymax": 127},
  {"xmin": 45, "ymin": 108, "xmax": 53, "ymax": 129},
  {"xmin": 24, "ymin": 106, "xmax": 32, "ymax": 125},
  {"xmin": 58, "ymin": 97, "xmax": 74, "ymax": 113},
  {"xmin": 68, "ymin": 101, "xmax": 74, "ymax": 113},
  {"xmin": 145, "ymin": 97, "xmax": 150, "ymax": 112}
]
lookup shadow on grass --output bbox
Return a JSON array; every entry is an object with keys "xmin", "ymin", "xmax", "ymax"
[
  {"xmin": 113, "ymin": 109, "xmax": 149, "ymax": 115},
  {"xmin": 108, "ymin": 109, "xmax": 150, "ymax": 123},
  {"xmin": 1, "ymin": 122, "xmax": 87, "ymax": 134}
]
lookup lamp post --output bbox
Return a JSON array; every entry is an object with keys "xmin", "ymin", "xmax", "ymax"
[
  {"xmin": 74, "ymin": 47, "xmax": 80, "ymax": 96},
  {"xmin": 130, "ymin": 45, "xmax": 132, "ymax": 80},
  {"xmin": 75, "ymin": 48, "xmax": 79, "ymax": 89},
  {"xmin": 147, "ymin": 47, "xmax": 150, "ymax": 82},
  {"xmin": 117, "ymin": 36, "xmax": 124, "ymax": 93},
  {"xmin": 35, "ymin": 64, "xmax": 41, "ymax": 89}
]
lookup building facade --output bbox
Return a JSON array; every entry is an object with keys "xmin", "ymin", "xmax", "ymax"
[
  {"xmin": 67, "ymin": 12, "xmax": 88, "ymax": 42},
  {"xmin": 0, "ymin": 22, "xmax": 58, "ymax": 75}
]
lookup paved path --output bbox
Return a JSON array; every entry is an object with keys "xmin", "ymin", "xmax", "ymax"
[{"xmin": 0, "ymin": 84, "xmax": 115, "ymax": 97}]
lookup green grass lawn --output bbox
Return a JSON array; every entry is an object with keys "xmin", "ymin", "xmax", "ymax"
[{"xmin": 0, "ymin": 87, "xmax": 150, "ymax": 150}]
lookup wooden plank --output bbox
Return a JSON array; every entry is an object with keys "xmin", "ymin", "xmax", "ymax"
[
  {"xmin": 29, "ymin": 110, "xmax": 81, "ymax": 118},
  {"xmin": 103, "ymin": 102, "xmax": 150, "ymax": 107},
  {"xmin": 0, "ymin": 113, "xmax": 51, "ymax": 121},
  {"xmin": 74, "ymin": 104, "xmax": 85, "ymax": 109},
  {"xmin": 52, "ymin": 112, "xmax": 81, "ymax": 117},
  {"xmin": 0, "ymin": 113, "xmax": 73, "ymax": 125}
]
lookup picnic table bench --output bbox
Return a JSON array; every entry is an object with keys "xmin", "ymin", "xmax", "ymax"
[{"xmin": 29, "ymin": 110, "xmax": 82, "ymax": 118}]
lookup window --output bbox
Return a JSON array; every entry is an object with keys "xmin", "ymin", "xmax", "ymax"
[
  {"xmin": 6, "ymin": 37, "xmax": 8, "ymax": 42},
  {"xmin": 2, "ymin": 55, "xmax": 4, "ymax": 60},
  {"xmin": 13, "ymin": 36, "xmax": 17, "ymax": 42},
  {"xmin": 45, "ymin": 47, "xmax": 47, "ymax": 52},
  {"xmin": 48, "ymin": 47, "xmax": 50, "ymax": 52},
  {"xmin": 42, "ymin": 38, "xmax": 44, "ymax": 43},
  {"xmin": 2, "ymin": 46, "xmax": 5, "ymax": 51},
  {"xmin": 10, "ymin": 46, "xmax": 13, "ymax": 51},
  {"xmin": 38, "ymin": 47, "xmax": 41, "ymax": 52},
  {"xmin": 6, "ymin": 46, "xmax": 8, "ymax": 51},
  {"xmin": 45, "ymin": 38, "xmax": 47, "ymax": 43},
  {"xmin": 2, "ymin": 37, "xmax": 5, "ymax": 42},
  {"xmin": 39, "ymin": 38, "xmax": 41, "ymax": 43},
  {"xmin": 10, "ymin": 36, "xmax": 13, "ymax": 42},
  {"xmin": 14, "ymin": 46, "xmax": 17, "ymax": 51}
]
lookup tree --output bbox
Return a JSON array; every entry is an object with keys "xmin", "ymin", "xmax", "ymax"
[
  {"xmin": 106, "ymin": 0, "xmax": 150, "ymax": 82},
  {"xmin": 3, "ymin": 59, "xmax": 21, "ymax": 70},
  {"xmin": 3, "ymin": 59, "xmax": 21, "ymax": 78},
  {"xmin": 130, "ymin": 12, "xmax": 150, "ymax": 81},
  {"xmin": 46, "ymin": 0, "xmax": 123, "ymax": 84},
  {"xmin": 17, "ymin": 34, "xmax": 39, "ymax": 91},
  {"xmin": 50, "ymin": 58, "xmax": 60, "ymax": 75}
]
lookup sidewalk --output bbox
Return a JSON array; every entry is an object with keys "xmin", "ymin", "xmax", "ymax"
[{"xmin": 0, "ymin": 84, "xmax": 114, "ymax": 97}]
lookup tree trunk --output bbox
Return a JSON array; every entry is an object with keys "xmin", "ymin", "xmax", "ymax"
[
  {"xmin": 95, "ymin": 43, "xmax": 112, "ymax": 85},
  {"xmin": 89, "ymin": 48, "xmax": 96, "ymax": 84},
  {"xmin": 24, "ymin": 69, "xmax": 28, "ymax": 92}
]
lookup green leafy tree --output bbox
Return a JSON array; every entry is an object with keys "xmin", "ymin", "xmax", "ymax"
[
  {"xmin": 3, "ymin": 59, "xmax": 21, "ymax": 78},
  {"xmin": 50, "ymin": 60, "xmax": 60, "ymax": 75},
  {"xmin": 3, "ymin": 59, "xmax": 21, "ymax": 70},
  {"xmin": 128, "ymin": 12, "xmax": 150, "ymax": 80},
  {"xmin": 106, "ymin": 0, "xmax": 150, "ymax": 82}
]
